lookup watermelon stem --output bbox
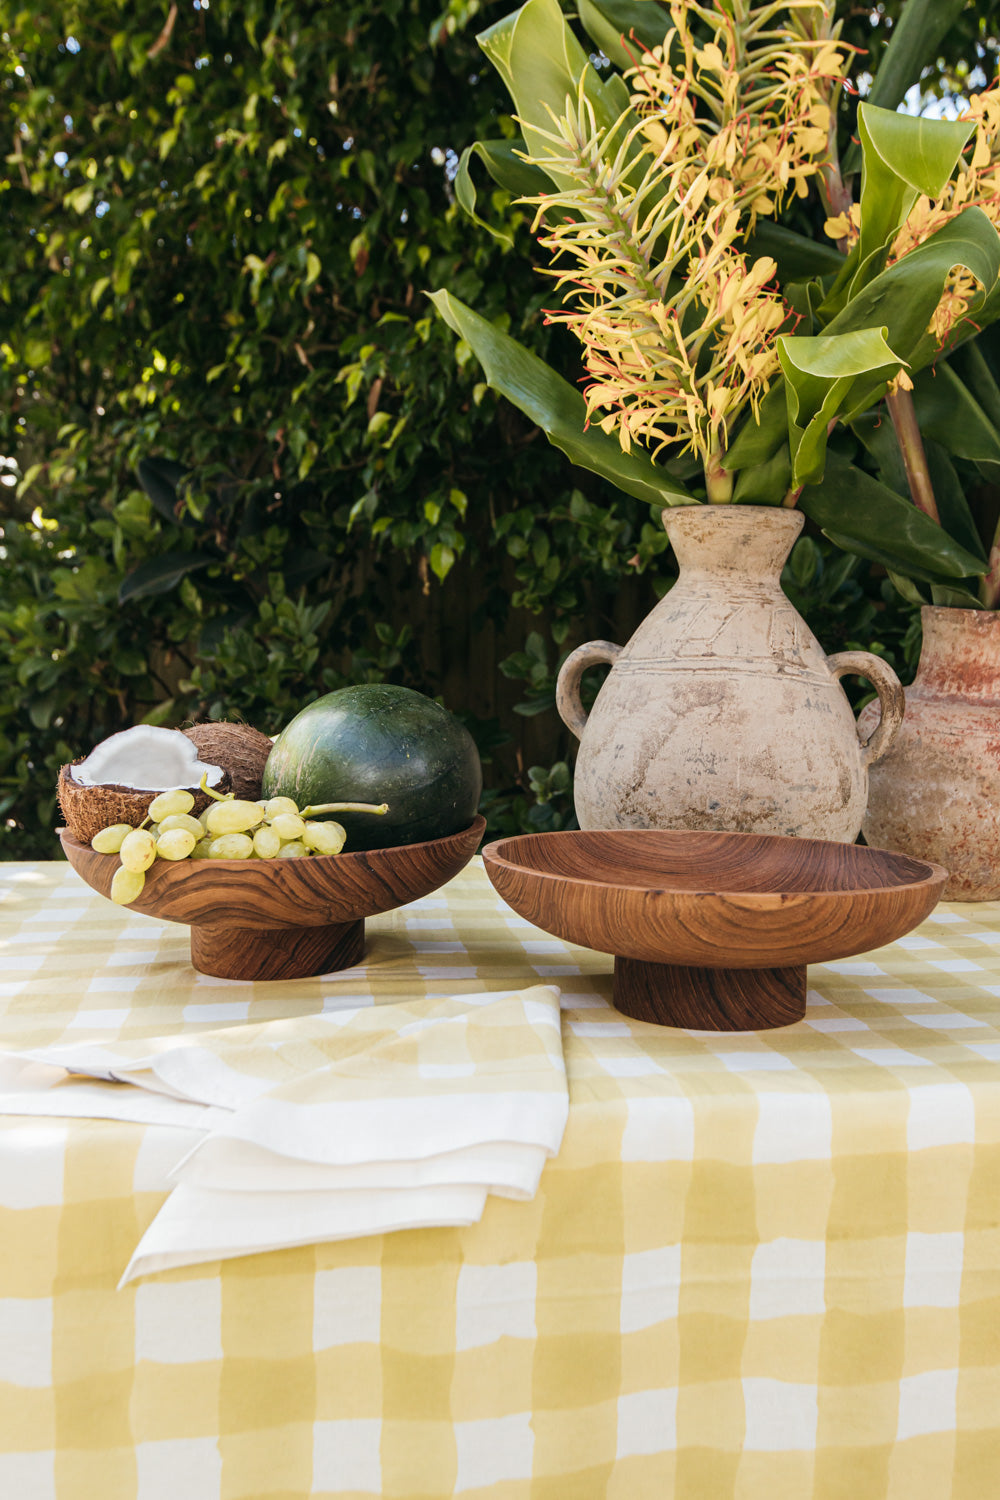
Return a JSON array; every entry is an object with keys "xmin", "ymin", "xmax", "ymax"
[{"xmin": 300, "ymin": 800, "xmax": 390, "ymax": 818}]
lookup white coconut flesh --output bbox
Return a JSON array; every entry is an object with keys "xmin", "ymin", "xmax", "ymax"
[{"xmin": 70, "ymin": 725, "xmax": 226, "ymax": 792}]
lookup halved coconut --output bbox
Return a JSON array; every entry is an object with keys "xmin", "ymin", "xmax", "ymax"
[
  {"xmin": 182, "ymin": 721, "xmax": 274, "ymax": 801},
  {"xmin": 58, "ymin": 725, "xmax": 229, "ymax": 846}
]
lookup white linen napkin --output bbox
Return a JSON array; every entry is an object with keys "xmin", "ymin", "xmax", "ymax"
[{"xmin": 0, "ymin": 985, "xmax": 568, "ymax": 1282}]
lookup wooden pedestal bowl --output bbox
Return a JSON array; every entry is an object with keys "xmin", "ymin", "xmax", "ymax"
[
  {"xmin": 482, "ymin": 829, "xmax": 947, "ymax": 1031},
  {"xmin": 60, "ymin": 816, "xmax": 485, "ymax": 983}
]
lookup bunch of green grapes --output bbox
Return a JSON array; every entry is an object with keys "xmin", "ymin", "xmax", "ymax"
[{"xmin": 91, "ymin": 786, "xmax": 388, "ymax": 905}]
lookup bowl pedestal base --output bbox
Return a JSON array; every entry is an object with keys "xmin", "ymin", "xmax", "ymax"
[
  {"xmin": 612, "ymin": 956, "xmax": 807, "ymax": 1031},
  {"xmin": 189, "ymin": 919, "xmax": 366, "ymax": 982}
]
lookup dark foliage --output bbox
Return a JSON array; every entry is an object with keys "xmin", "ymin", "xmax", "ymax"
[{"xmin": 0, "ymin": 1, "xmax": 952, "ymax": 856}]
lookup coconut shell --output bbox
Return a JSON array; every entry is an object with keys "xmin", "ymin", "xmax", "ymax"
[
  {"xmin": 182, "ymin": 721, "xmax": 274, "ymax": 801},
  {"xmin": 56, "ymin": 761, "xmax": 231, "ymax": 847}
]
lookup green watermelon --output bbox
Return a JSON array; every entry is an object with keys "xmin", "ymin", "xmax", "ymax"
[{"xmin": 262, "ymin": 685, "xmax": 482, "ymax": 851}]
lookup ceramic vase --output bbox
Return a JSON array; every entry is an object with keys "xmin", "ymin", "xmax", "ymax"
[
  {"xmin": 556, "ymin": 505, "xmax": 904, "ymax": 843},
  {"xmin": 859, "ymin": 605, "xmax": 1000, "ymax": 899}
]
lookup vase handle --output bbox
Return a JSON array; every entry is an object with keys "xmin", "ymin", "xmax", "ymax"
[
  {"xmin": 556, "ymin": 640, "xmax": 623, "ymax": 740},
  {"xmin": 826, "ymin": 651, "xmax": 905, "ymax": 767}
]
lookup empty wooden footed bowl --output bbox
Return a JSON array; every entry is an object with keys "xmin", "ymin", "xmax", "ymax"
[
  {"xmin": 60, "ymin": 817, "xmax": 486, "ymax": 983},
  {"xmin": 481, "ymin": 829, "xmax": 947, "ymax": 1031}
]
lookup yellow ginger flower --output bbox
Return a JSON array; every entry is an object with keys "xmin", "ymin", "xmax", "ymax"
[
  {"xmin": 515, "ymin": 3, "xmax": 844, "ymax": 478},
  {"xmin": 628, "ymin": 2, "xmax": 850, "ymax": 233},
  {"xmin": 822, "ymin": 201, "xmax": 860, "ymax": 245},
  {"xmin": 927, "ymin": 267, "xmax": 983, "ymax": 346},
  {"xmin": 566, "ymin": 242, "xmax": 790, "ymax": 465}
]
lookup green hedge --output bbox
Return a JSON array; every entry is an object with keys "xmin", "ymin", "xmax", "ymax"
[{"xmin": 0, "ymin": 1, "xmax": 939, "ymax": 859}]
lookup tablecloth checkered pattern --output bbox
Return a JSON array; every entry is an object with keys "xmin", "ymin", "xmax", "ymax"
[{"xmin": 1, "ymin": 857, "xmax": 999, "ymax": 1499}]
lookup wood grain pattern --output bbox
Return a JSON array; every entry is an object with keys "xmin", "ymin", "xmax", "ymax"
[
  {"xmin": 59, "ymin": 816, "xmax": 485, "ymax": 982},
  {"xmin": 482, "ymin": 828, "xmax": 947, "ymax": 1031},
  {"xmin": 189, "ymin": 919, "xmax": 365, "ymax": 982},
  {"xmin": 613, "ymin": 957, "xmax": 806, "ymax": 1031}
]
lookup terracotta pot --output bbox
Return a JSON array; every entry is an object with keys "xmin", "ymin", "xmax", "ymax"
[
  {"xmin": 556, "ymin": 506, "xmax": 904, "ymax": 843},
  {"xmin": 860, "ymin": 605, "xmax": 1000, "ymax": 900}
]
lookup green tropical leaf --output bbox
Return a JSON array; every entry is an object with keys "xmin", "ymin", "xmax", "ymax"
[
  {"xmin": 850, "ymin": 410, "xmax": 909, "ymax": 495},
  {"xmin": 822, "ymin": 530, "xmax": 964, "ymax": 587},
  {"xmin": 477, "ymin": 0, "xmax": 635, "ymax": 190},
  {"xmin": 930, "ymin": 581, "xmax": 985, "ymax": 609},
  {"xmin": 923, "ymin": 441, "xmax": 989, "ymax": 563},
  {"xmin": 798, "ymin": 450, "xmax": 986, "ymax": 581},
  {"xmin": 910, "ymin": 357, "xmax": 1000, "ymax": 466},
  {"xmin": 842, "ymin": 0, "xmax": 970, "ymax": 173},
  {"xmin": 731, "ymin": 443, "xmax": 791, "ymax": 505},
  {"xmin": 853, "ymin": 104, "xmax": 974, "ymax": 279},
  {"xmin": 723, "ymin": 385, "xmax": 787, "ymax": 471},
  {"xmin": 576, "ymin": 0, "xmax": 671, "ymax": 70},
  {"xmin": 824, "ymin": 106, "xmax": 977, "ymax": 319},
  {"xmin": 778, "ymin": 327, "xmax": 903, "ymax": 487},
  {"xmin": 949, "ymin": 338, "xmax": 1000, "ymax": 432},
  {"xmin": 851, "ymin": 413, "xmax": 986, "ymax": 565},
  {"xmin": 828, "ymin": 208, "xmax": 1000, "ymax": 373},
  {"xmin": 427, "ymin": 288, "xmax": 693, "ymax": 505},
  {"xmin": 454, "ymin": 140, "xmax": 551, "ymax": 247}
]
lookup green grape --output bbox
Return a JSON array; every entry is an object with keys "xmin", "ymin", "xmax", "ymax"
[
  {"xmin": 148, "ymin": 789, "xmax": 196, "ymax": 822},
  {"xmin": 90, "ymin": 823, "xmax": 135, "ymax": 855},
  {"xmin": 189, "ymin": 839, "xmax": 213, "ymax": 860},
  {"xmin": 119, "ymin": 828, "xmax": 157, "ymax": 872},
  {"xmin": 206, "ymin": 833, "xmax": 255, "ymax": 859},
  {"xmin": 204, "ymin": 799, "xmax": 267, "ymax": 837},
  {"xmin": 261, "ymin": 796, "xmax": 299, "ymax": 819},
  {"xmin": 302, "ymin": 820, "xmax": 346, "ymax": 856},
  {"xmin": 276, "ymin": 840, "xmax": 309, "ymax": 858},
  {"xmin": 110, "ymin": 865, "xmax": 146, "ymax": 905},
  {"xmin": 253, "ymin": 825, "xmax": 282, "ymax": 860},
  {"xmin": 270, "ymin": 812, "xmax": 305, "ymax": 841},
  {"xmin": 156, "ymin": 828, "xmax": 197, "ymax": 861},
  {"xmin": 156, "ymin": 813, "xmax": 205, "ymax": 839}
]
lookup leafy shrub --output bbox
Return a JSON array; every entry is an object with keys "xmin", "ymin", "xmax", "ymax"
[
  {"xmin": 2, "ymin": 0, "xmax": 970, "ymax": 858},
  {"xmin": 0, "ymin": 0, "xmax": 602, "ymax": 855}
]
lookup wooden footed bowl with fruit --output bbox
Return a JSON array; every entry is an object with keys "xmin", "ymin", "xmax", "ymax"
[
  {"xmin": 61, "ymin": 817, "xmax": 485, "ymax": 982},
  {"xmin": 58, "ymin": 686, "xmax": 485, "ymax": 982}
]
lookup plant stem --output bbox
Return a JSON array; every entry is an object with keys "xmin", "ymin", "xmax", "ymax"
[
  {"xmin": 886, "ymin": 387, "xmax": 941, "ymax": 524},
  {"xmin": 705, "ymin": 449, "xmax": 734, "ymax": 503},
  {"xmin": 980, "ymin": 533, "xmax": 1000, "ymax": 609},
  {"xmin": 819, "ymin": 136, "xmax": 852, "ymax": 256},
  {"xmin": 300, "ymin": 801, "xmax": 389, "ymax": 818},
  {"xmin": 199, "ymin": 773, "xmax": 234, "ymax": 803}
]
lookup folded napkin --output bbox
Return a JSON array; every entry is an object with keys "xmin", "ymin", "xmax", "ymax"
[{"xmin": 0, "ymin": 985, "xmax": 567, "ymax": 1283}]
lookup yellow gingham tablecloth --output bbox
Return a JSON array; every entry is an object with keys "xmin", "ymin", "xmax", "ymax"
[{"xmin": 1, "ymin": 856, "xmax": 1000, "ymax": 1500}]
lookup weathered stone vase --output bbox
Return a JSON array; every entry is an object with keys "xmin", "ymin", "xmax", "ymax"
[
  {"xmin": 556, "ymin": 506, "xmax": 904, "ymax": 843},
  {"xmin": 859, "ymin": 605, "xmax": 1000, "ymax": 900}
]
